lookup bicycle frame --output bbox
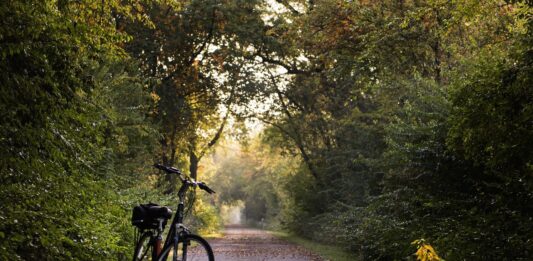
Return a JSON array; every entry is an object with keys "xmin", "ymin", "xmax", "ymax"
[{"xmin": 150, "ymin": 180, "xmax": 193, "ymax": 261}]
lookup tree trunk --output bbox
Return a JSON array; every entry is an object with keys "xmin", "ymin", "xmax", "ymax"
[
  {"xmin": 189, "ymin": 150, "xmax": 199, "ymax": 180},
  {"xmin": 161, "ymin": 125, "xmax": 178, "ymax": 194}
]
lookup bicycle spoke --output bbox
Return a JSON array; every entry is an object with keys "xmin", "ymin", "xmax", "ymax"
[
  {"xmin": 161, "ymin": 236, "xmax": 212, "ymax": 261},
  {"xmin": 133, "ymin": 232, "xmax": 153, "ymax": 261},
  {"xmin": 181, "ymin": 238, "xmax": 211, "ymax": 261}
]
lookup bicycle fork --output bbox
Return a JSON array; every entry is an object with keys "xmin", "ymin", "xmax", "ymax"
[{"xmin": 173, "ymin": 201, "xmax": 190, "ymax": 261}]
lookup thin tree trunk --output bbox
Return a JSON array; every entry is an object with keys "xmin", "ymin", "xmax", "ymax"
[
  {"xmin": 189, "ymin": 150, "xmax": 199, "ymax": 180},
  {"xmin": 162, "ymin": 125, "xmax": 178, "ymax": 194}
]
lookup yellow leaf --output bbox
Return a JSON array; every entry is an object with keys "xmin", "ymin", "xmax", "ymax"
[{"xmin": 414, "ymin": 241, "xmax": 441, "ymax": 261}]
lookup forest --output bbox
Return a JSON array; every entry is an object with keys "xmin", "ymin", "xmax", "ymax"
[{"xmin": 1, "ymin": 0, "xmax": 532, "ymax": 260}]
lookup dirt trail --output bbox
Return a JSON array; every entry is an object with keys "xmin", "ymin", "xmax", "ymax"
[{"xmin": 209, "ymin": 225, "xmax": 324, "ymax": 261}]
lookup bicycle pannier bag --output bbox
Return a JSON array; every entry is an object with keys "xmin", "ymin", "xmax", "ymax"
[{"xmin": 132, "ymin": 203, "xmax": 172, "ymax": 230}]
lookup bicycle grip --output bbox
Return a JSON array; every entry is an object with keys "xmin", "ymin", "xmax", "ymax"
[{"xmin": 198, "ymin": 182, "xmax": 215, "ymax": 194}]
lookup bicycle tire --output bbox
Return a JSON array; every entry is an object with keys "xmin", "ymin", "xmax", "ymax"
[
  {"xmin": 133, "ymin": 231, "xmax": 154, "ymax": 261},
  {"xmin": 159, "ymin": 234, "xmax": 214, "ymax": 261}
]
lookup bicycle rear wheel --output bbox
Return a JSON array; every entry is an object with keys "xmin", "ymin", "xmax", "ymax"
[
  {"xmin": 160, "ymin": 234, "xmax": 214, "ymax": 261},
  {"xmin": 133, "ymin": 231, "xmax": 154, "ymax": 261}
]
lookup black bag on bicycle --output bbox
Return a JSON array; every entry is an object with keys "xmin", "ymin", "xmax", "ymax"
[{"xmin": 131, "ymin": 203, "xmax": 173, "ymax": 230}]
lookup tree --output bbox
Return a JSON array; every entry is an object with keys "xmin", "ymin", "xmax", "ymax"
[
  {"xmin": 124, "ymin": 0, "xmax": 265, "ymax": 191},
  {"xmin": 0, "ymin": 0, "xmax": 152, "ymax": 259}
]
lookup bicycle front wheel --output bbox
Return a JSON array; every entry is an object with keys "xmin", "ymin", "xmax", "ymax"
[{"xmin": 160, "ymin": 234, "xmax": 214, "ymax": 261}]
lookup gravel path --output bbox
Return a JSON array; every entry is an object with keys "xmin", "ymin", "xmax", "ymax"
[{"xmin": 209, "ymin": 225, "xmax": 324, "ymax": 261}]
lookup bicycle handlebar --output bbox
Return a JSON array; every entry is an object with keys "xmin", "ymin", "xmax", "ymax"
[{"xmin": 153, "ymin": 163, "xmax": 216, "ymax": 194}]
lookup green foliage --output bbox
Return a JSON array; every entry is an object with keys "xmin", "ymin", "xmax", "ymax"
[
  {"xmin": 448, "ymin": 49, "xmax": 533, "ymax": 172},
  {"xmin": 211, "ymin": 140, "xmax": 294, "ymax": 227},
  {"xmin": 188, "ymin": 196, "xmax": 222, "ymax": 235},
  {"xmin": 0, "ymin": 0, "xmax": 158, "ymax": 259},
  {"xmin": 248, "ymin": 1, "xmax": 533, "ymax": 260}
]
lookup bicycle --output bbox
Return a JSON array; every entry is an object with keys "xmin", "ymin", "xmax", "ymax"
[{"xmin": 132, "ymin": 164, "xmax": 216, "ymax": 261}]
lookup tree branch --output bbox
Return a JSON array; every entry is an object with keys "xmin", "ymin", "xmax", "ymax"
[
  {"xmin": 254, "ymin": 52, "xmax": 313, "ymax": 75},
  {"xmin": 258, "ymin": 116, "xmax": 319, "ymax": 179},
  {"xmin": 275, "ymin": 0, "xmax": 300, "ymax": 15},
  {"xmin": 198, "ymin": 84, "xmax": 236, "ymax": 159},
  {"xmin": 161, "ymin": 2, "xmax": 218, "ymax": 84},
  {"xmin": 187, "ymin": 3, "xmax": 217, "ymax": 65},
  {"xmin": 261, "ymin": 70, "xmax": 319, "ymax": 179}
]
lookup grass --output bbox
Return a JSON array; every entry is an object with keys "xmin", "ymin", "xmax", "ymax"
[
  {"xmin": 199, "ymin": 232, "xmax": 223, "ymax": 239},
  {"xmin": 269, "ymin": 231, "xmax": 360, "ymax": 261}
]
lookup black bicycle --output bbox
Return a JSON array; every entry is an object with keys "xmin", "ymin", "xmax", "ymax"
[{"xmin": 131, "ymin": 164, "xmax": 215, "ymax": 261}]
